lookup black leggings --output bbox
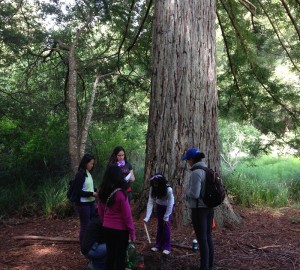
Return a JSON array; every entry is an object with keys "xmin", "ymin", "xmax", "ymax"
[
  {"xmin": 191, "ymin": 208, "xmax": 214, "ymax": 270},
  {"xmin": 103, "ymin": 227, "xmax": 129, "ymax": 270}
]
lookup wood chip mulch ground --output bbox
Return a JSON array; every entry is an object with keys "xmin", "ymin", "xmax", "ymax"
[{"xmin": 0, "ymin": 206, "xmax": 299, "ymax": 270}]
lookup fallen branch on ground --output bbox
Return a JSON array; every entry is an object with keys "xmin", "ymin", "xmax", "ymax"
[
  {"xmin": 246, "ymin": 243, "xmax": 281, "ymax": 250},
  {"xmin": 13, "ymin": 235, "xmax": 78, "ymax": 242},
  {"xmin": 13, "ymin": 235, "xmax": 193, "ymax": 250}
]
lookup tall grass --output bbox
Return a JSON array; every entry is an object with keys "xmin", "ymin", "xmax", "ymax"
[
  {"xmin": 37, "ymin": 176, "xmax": 73, "ymax": 218},
  {"xmin": 223, "ymin": 156, "xmax": 300, "ymax": 207}
]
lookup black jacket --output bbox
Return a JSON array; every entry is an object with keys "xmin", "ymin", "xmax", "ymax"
[{"xmin": 73, "ymin": 169, "xmax": 94, "ymax": 203}]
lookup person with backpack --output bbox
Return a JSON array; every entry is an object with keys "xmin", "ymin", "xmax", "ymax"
[
  {"xmin": 143, "ymin": 173, "xmax": 174, "ymax": 255},
  {"xmin": 98, "ymin": 165, "xmax": 136, "ymax": 270},
  {"xmin": 182, "ymin": 147, "xmax": 214, "ymax": 270},
  {"xmin": 72, "ymin": 153, "xmax": 98, "ymax": 247}
]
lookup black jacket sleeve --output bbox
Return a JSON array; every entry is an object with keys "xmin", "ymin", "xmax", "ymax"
[{"xmin": 73, "ymin": 170, "xmax": 93, "ymax": 201}]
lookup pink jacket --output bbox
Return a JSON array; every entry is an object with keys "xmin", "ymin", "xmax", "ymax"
[{"xmin": 98, "ymin": 190, "xmax": 135, "ymax": 241}]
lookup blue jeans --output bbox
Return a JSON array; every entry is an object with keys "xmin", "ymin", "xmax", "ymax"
[{"xmin": 85, "ymin": 242, "xmax": 107, "ymax": 270}]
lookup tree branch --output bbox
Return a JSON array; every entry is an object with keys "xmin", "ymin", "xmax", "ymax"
[
  {"xmin": 238, "ymin": 0, "xmax": 256, "ymax": 16},
  {"xmin": 117, "ymin": 0, "xmax": 135, "ymax": 69},
  {"xmin": 216, "ymin": 8, "xmax": 250, "ymax": 115},
  {"xmin": 256, "ymin": 0, "xmax": 300, "ymax": 73},
  {"xmin": 125, "ymin": 0, "xmax": 153, "ymax": 53},
  {"xmin": 221, "ymin": 0, "xmax": 299, "ymax": 121},
  {"xmin": 279, "ymin": 0, "xmax": 300, "ymax": 42}
]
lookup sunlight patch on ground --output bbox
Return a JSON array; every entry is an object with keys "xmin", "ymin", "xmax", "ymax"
[{"xmin": 33, "ymin": 245, "xmax": 59, "ymax": 256}]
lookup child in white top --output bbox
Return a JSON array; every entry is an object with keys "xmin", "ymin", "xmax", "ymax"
[{"xmin": 144, "ymin": 173, "xmax": 174, "ymax": 254}]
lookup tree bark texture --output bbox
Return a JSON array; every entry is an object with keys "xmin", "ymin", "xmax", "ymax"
[
  {"xmin": 68, "ymin": 43, "xmax": 80, "ymax": 175},
  {"xmin": 140, "ymin": 0, "xmax": 240, "ymax": 227},
  {"xmin": 79, "ymin": 74, "xmax": 100, "ymax": 158}
]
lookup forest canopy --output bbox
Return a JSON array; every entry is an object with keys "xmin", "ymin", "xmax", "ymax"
[{"xmin": 0, "ymin": 0, "xmax": 299, "ymax": 217}]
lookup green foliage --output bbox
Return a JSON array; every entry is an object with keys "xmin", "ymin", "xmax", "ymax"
[
  {"xmin": 37, "ymin": 177, "xmax": 73, "ymax": 218},
  {"xmin": 219, "ymin": 118, "xmax": 261, "ymax": 172},
  {"xmin": 0, "ymin": 180, "xmax": 38, "ymax": 218},
  {"xmin": 223, "ymin": 156, "xmax": 300, "ymax": 207},
  {"xmin": 1, "ymin": 0, "xmax": 300, "ymax": 218},
  {"xmin": 91, "ymin": 115, "xmax": 147, "ymax": 196},
  {"xmin": 216, "ymin": 0, "xmax": 300, "ymax": 151}
]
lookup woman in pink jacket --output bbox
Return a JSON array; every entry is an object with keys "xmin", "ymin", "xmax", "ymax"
[{"xmin": 98, "ymin": 165, "xmax": 136, "ymax": 270}]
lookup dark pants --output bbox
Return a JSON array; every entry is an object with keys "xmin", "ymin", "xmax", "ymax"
[
  {"xmin": 191, "ymin": 208, "xmax": 214, "ymax": 270},
  {"xmin": 76, "ymin": 202, "xmax": 96, "ymax": 246},
  {"xmin": 155, "ymin": 204, "xmax": 173, "ymax": 251},
  {"xmin": 104, "ymin": 227, "xmax": 129, "ymax": 270}
]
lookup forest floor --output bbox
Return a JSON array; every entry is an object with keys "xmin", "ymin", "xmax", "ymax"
[{"xmin": 0, "ymin": 205, "xmax": 300, "ymax": 270}]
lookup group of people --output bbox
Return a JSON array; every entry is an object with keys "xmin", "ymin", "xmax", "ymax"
[{"xmin": 72, "ymin": 146, "xmax": 215, "ymax": 270}]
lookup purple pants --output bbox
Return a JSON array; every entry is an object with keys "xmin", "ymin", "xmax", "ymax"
[
  {"xmin": 155, "ymin": 204, "xmax": 173, "ymax": 251},
  {"xmin": 75, "ymin": 202, "xmax": 96, "ymax": 246}
]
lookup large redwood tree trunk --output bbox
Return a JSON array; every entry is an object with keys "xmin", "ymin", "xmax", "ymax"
[{"xmin": 137, "ymin": 0, "xmax": 240, "ymax": 227}]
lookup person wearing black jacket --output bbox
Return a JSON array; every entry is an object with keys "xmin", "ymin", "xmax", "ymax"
[
  {"xmin": 81, "ymin": 214, "xmax": 107, "ymax": 270},
  {"xmin": 73, "ymin": 154, "xmax": 98, "ymax": 246}
]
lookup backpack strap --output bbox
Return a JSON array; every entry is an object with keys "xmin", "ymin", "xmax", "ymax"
[
  {"xmin": 191, "ymin": 165, "xmax": 208, "ymax": 172},
  {"xmin": 191, "ymin": 165, "xmax": 207, "ymax": 207},
  {"xmin": 104, "ymin": 188, "xmax": 122, "ymax": 213}
]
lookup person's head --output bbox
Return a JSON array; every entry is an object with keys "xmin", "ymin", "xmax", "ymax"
[
  {"xmin": 98, "ymin": 165, "xmax": 126, "ymax": 204},
  {"xmin": 181, "ymin": 147, "xmax": 205, "ymax": 166},
  {"xmin": 149, "ymin": 173, "xmax": 168, "ymax": 199},
  {"xmin": 108, "ymin": 146, "xmax": 127, "ymax": 166},
  {"xmin": 78, "ymin": 153, "xmax": 95, "ymax": 172}
]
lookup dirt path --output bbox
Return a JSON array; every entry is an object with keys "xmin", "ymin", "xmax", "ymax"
[{"xmin": 1, "ymin": 206, "xmax": 299, "ymax": 270}]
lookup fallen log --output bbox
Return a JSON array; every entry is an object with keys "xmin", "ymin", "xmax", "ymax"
[
  {"xmin": 13, "ymin": 235, "xmax": 78, "ymax": 242},
  {"xmin": 13, "ymin": 235, "xmax": 193, "ymax": 250}
]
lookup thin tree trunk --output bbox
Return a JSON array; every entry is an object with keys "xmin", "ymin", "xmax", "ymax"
[
  {"xmin": 79, "ymin": 71, "xmax": 116, "ymax": 158},
  {"xmin": 68, "ymin": 43, "xmax": 80, "ymax": 175},
  {"xmin": 67, "ymin": 16, "xmax": 94, "ymax": 174},
  {"xmin": 79, "ymin": 73, "xmax": 100, "ymax": 158}
]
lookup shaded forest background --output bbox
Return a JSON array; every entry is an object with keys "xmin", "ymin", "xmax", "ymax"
[{"xmin": 0, "ymin": 0, "xmax": 300, "ymax": 219}]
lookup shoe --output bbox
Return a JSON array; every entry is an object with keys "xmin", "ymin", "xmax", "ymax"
[
  {"xmin": 151, "ymin": 247, "xmax": 158, "ymax": 252},
  {"xmin": 162, "ymin": 250, "xmax": 170, "ymax": 255},
  {"xmin": 87, "ymin": 261, "xmax": 94, "ymax": 270}
]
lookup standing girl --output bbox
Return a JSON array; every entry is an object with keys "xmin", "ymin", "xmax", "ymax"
[
  {"xmin": 73, "ymin": 153, "xmax": 98, "ymax": 246},
  {"xmin": 143, "ymin": 173, "xmax": 174, "ymax": 255},
  {"xmin": 108, "ymin": 146, "xmax": 135, "ymax": 202},
  {"xmin": 98, "ymin": 165, "xmax": 136, "ymax": 270},
  {"xmin": 182, "ymin": 147, "xmax": 214, "ymax": 270}
]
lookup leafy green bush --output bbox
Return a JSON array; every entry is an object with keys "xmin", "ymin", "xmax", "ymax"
[{"xmin": 0, "ymin": 180, "xmax": 39, "ymax": 218}]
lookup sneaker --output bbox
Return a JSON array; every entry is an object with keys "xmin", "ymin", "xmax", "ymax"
[
  {"xmin": 151, "ymin": 247, "xmax": 158, "ymax": 252},
  {"xmin": 87, "ymin": 261, "xmax": 94, "ymax": 270},
  {"xmin": 162, "ymin": 250, "xmax": 170, "ymax": 255}
]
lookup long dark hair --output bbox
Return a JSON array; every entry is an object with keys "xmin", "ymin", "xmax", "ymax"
[
  {"xmin": 98, "ymin": 165, "xmax": 127, "ymax": 206},
  {"xmin": 108, "ymin": 146, "xmax": 127, "ymax": 166},
  {"xmin": 150, "ymin": 173, "xmax": 169, "ymax": 199},
  {"xmin": 78, "ymin": 153, "xmax": 95, "ymax": 172}
]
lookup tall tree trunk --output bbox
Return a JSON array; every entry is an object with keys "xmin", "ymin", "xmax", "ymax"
[
  {"xmin": 66, "ymin": 17, "xmax": 95, "ymax": 175},
  {"xmin": 136, "ymin": 0, "xmax": 241, "ymax": 227},
  {"xmin": 68, "ymin": 43, "xmax": 80, "ymax": 175}
]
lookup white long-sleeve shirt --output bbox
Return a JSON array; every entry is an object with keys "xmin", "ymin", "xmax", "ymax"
[{"xmin": 144, "ymin": 186, "xmax": 174, "ymax": 222}]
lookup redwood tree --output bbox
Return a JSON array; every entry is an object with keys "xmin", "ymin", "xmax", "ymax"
[{"xmin": 139, "ymin": 0, "xmax": 240, "ymax": 226}]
